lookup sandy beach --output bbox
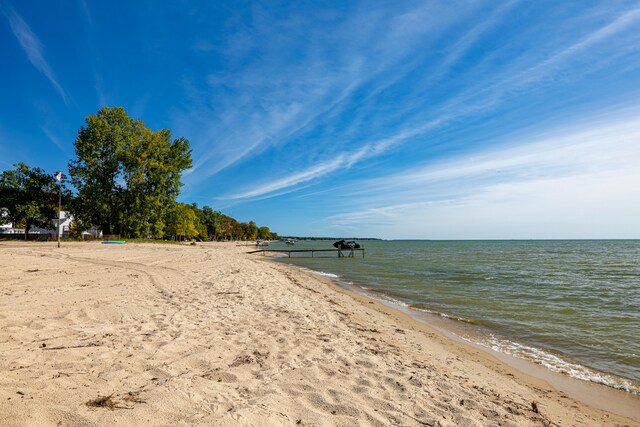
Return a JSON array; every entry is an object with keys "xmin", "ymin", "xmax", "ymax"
[{"xmin": 0, "ymin": 242, "xmax": 638, "ymax": 426}]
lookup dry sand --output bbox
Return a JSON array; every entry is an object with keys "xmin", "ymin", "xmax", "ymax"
[{"xmin": 0, "ymin": 241, "xmax": 638, "ymax": 426}]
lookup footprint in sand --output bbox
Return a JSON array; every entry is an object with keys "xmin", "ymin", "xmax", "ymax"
[
  {"xmin": 304, "ymin": 392, "xmax": 360, "ymax": 418},
  {"xmin": 204, "ymin": 371, "xmax": 238, "ymax": 383}
]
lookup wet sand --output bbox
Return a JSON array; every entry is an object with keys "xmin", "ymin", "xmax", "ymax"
[{"xmin": 1, "ymin": 242, "xmax": 638, "ymax": 426}]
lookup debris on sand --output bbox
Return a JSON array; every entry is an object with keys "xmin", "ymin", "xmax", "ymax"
[{"xmin": 85, "ymin": 394, "xmax": 117, "ymax": 410}]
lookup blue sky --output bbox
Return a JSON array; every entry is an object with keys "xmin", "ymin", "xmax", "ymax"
[{"xmin": 1, "ymin": 1, "xmax": 639, "ymax": 239}]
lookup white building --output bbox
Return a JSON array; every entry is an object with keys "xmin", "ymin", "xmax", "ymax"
[
  {"xmin": 1, "ymin": 210, "xmax": 103, "ymax": 239},
  {"xmin": 1, "ymin": 211, "xmax": 71, "ymax": 237},
  {"xmin": 29, "ymin": 211, "xmax": 73, "ymax": 237},
  {"xmin": 0, "ymin": 208, "xmax": 17, "ymax": 234}
]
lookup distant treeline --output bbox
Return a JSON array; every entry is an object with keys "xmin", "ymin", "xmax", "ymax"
[
  {"xmin": 282, "ymin": 237, "xmax": 380, "ymax": 241},
  {"xmin": 0, "ymin": 107, "xmax": 278, "ymax": 241}
]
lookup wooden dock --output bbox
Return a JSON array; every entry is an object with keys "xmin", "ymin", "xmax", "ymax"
[{"xmin": 247, "ymin": 248, "xmax": 365, "ymax": 258}]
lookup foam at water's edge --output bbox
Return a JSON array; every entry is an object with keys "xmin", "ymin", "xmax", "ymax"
[
  {"xmin": 297, "ymin": 266, "xmax": 339, "ymax": 279},
  {"xmin": 465, "ymin": 335, "xmax": 640, "ymax": 395},
  {"xmin": 412, "ymin": 303, "xmax": 640, "ymax": 395},
  {"xmin": 278, "ymin": 259, "xmax": 640, "ymax": 396},
  {"xmin": 410, "ymin": 306, "xmax": 480, "ymax": 324}
]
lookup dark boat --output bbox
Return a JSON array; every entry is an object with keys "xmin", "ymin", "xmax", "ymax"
[{"xmin": 332, "ymin": 240, "xmax": 360, "ymax": 249}]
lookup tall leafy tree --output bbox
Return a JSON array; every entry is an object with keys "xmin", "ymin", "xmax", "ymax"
[
  {"xmin": 201, "ymin": 205, "xmax": 221, "ymax": 240},
  {"xmin": 0, "ymin": 163, "xmax": 65, "ymax": 237},
  {"xmin": 190, "ymin": 203, "xmax": 207, "ymax": 239},
  {"xmin": 68, "ymin": 107, "xmax": 134, "ymax": 234},
  {"xmin": 257, "ymin": 226, "xmax": 271, "ymax": 240},
  {"xmin": 223, "ymin": 215, "xmax": 238, "ymax": 240},
  {"xmin": 247, "ymin": 221, "xmax": 258, "ymax": 240},
  {"xmin": 164, "ymin": 203, "xmax": 201, "ymax": 240},
  {"xmin": 69, "ymin": 107, "xmax": 192, "ymax": 237}
]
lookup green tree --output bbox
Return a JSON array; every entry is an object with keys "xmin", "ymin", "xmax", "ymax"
[
  {"xmin": 235, "ymin": 222, "xmax": 245, "ymax": 240},
  {"xmin": 68, "ymin": 107, "xmax": 191, "ymax": 237},
  {"xmin": 215, "ymin": 214, "xmax": 237, "ymax": 240},
  {"xmin": 247, "ymin": 221, "xmax": 258, "ymax": 240},
  {"xmin": 257, "ymin": 226, "xmax": 271, "ymax": 240},
  {"xmin": 165, "ymin": 203, "xmax": 200, "ymax": 240},
  {"xmin": 191, "ymin": 203, "xmax": 207, "ymax": 240},
  {"xmin": 201, "ymin": 206, "xmax": 221, "ymax": 240},
  {"xmin": 0, "ymin": 163, "xmax": 65, "ymax": 238}
]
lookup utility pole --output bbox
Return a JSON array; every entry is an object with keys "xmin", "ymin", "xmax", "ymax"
[
  {"xmin": 56, "ymin": 171, "xmax": 62, "ymax": 248},
  {"xmin": 58, "ymin": 186, "xmax": 61, "ymax": 248}
]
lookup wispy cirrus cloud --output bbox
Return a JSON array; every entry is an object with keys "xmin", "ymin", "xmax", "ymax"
[
  {"xmin": 177, "ymin": 1, "xmax": 475, "ymax": 181},
  {"xmin": 4, "ymin": 5, "xmax": 68, "ymax": 104},
  {"xmin": 224, "ymin": 114, "xmax": 452, "ymax": 201},
  {"xmin": 434, "ymin": 6, "xmax": 640, "ymax": 116},
  {"xmin": 424, "ymin": 0, "xmax": 520, "ymax": 84},
  {"xmin": 520, "ymin": 7, "xmax": 640, "ymax": 82},
  {"xmin": 2, "ymin": 1, "xmax": 639, "ymax": 238},
  {"xmin": 169, "ymin": 1, "xmax": 640, "ymax": 240},
  {"xmin": 392, "ymin": 4, "xmax": 640, "ymax": 142},
  {"xmin": 228, "ymin": 156, "xmax": 346, "ymax": 200},
  {"xmin": 79, "ymin": 0, "xmax": 92, "ymax": 26},
  {"xmin": 322, "ymin": 109, "xmax": 640, "ymax": 238},
  {"xmin": 40, "ymin": 125, "xmax": 68, "ymax": 154},
  {"xmin": 219, "ymin": 4, "xmax": 640, "ymax": 203},
  {"xmin": 327, "ymin": 169, "xmax": 640, "ymax": 239}
]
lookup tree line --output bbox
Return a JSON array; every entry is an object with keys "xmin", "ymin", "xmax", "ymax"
[{"xmin": 0, "ymin": 107, "xmax": 278, "ymax": 241}]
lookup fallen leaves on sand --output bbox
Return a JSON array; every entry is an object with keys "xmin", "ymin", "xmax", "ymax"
[
  {"xmin": 122, "ymin": 390, "xmax": 146, "ymax": 404},
  {"xmin": 85, "ymin": 394, "xmax": 117, "ymax": 410},
  {"xmin": 86, "ymin": 391, "xmax": 146, "ymax": 410},
  {"xmin": 229, "ymin": 350, "xmax": 270, "ymax": 368}
]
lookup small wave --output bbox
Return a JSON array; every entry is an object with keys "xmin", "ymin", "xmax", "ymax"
[
  {"xmin": 296, "ymin": 266, "xmax": 340, "ymax": 279},
  {"xmin": 467, "ymin": 335, "xmax": 640, "ymax": 395},
  {"xmin": 314, "ymin": 271, "xmax": 339, "ymax": 279},
  {"xmin": 374, "ymin": 294, "xmax": 410, "ymax": 307},
  {"xmin": 409, "ymin": 306, "xmax": 480, "ymax": 324}
]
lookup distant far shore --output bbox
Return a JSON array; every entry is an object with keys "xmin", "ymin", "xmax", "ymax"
[{"xmin": 280, "ymin": 236, "xmax": 382, "ymax": 241}]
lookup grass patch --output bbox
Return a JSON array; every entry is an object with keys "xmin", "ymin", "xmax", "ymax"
[{"xmin": 118, "ymin": 238, "xmax": 186, "ymax": 245}]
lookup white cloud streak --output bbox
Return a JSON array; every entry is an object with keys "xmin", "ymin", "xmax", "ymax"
[
  {"xmin": 323, "ymin": 111, "xmax": 640, "ymax": 238},
  {"xmin": 436, "ymin": 6, "xmax": 640, "ymax": 115},
  {"xmin": 179, "ymin": 1, "xmax": 473, "ymax": 181},
  {"xmin": 503, "ymin": 7, "xmax": 640, "ymax": 88},
  {"xmin": 5, "ymin": 6, "xmax": 68, "ymax": 104},
  {"xmin": 224, "ymin": 115, "xmax": 453, "ymax": 201},
  {"xmin": 220, "ymin": 3, "xmax": 639, "ymax": 204},
  {"xmin": 40, "ymin": 125, "xmax": 68, "ymax": 154},
  {"xmin": 228, "ymin": 156, "xmax": 346, "ymax": 199},
  {"xmin": 426, "ymin": 0, "xmax": 520, "ymax": 84},
  {"xmin": 320, "ymin": 5, "xmax": 640, "ymax": 194},
  {"xmin": 178, "ymin": 1, "xmax": 640, "ymax": 225}
]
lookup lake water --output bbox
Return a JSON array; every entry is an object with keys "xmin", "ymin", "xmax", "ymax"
[{"xmin": 270, "ymin": 239, "xmax": 640, "ymax": 394}]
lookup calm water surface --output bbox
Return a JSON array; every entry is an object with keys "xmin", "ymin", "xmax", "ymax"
[{"xmin": 270, "ymin": 240, "xmax": 640, "ymax": 393}]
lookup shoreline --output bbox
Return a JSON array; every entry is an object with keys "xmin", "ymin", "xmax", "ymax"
[
  {"xmin": 272, "ymin": 249, "xmax": 640, "ymax": 397},
  {"xmin": 1, "ymin": 241, "xmax": 638, "ymax": 426},
  {"xmin": 273, "ymin": 259, "xmax": 640, "ymax": 421}
]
